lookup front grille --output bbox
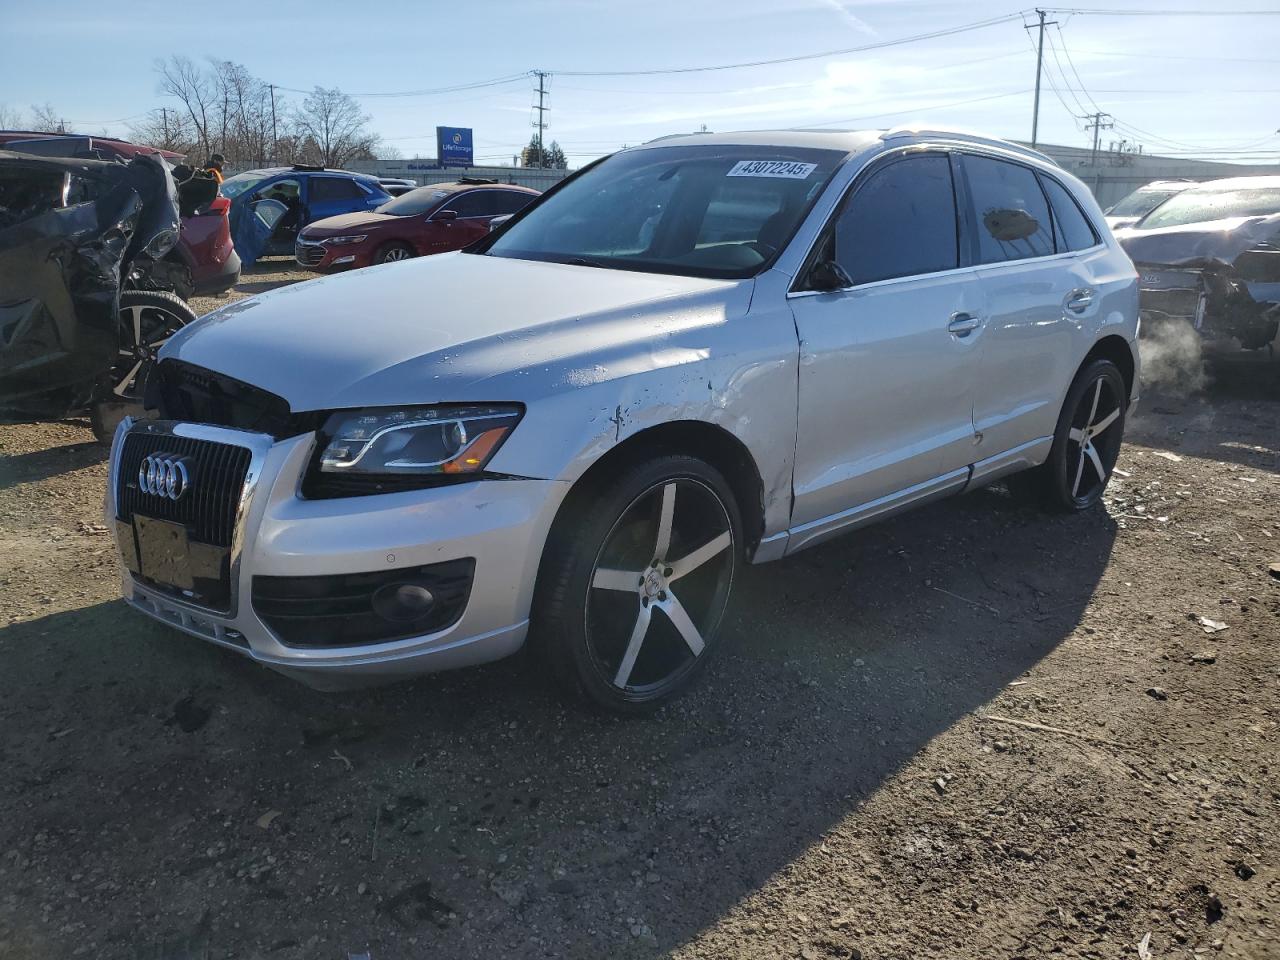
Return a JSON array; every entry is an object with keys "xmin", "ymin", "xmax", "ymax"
[
  {"xmin": 296, "ymin": 241, "xmax": 325, "ymax": 266},
  {"xmin": 149, "ymin": 359, "xmax": 319, "ymax": 440},
  {"xmin": 116, "ymin": 432, "xmax": 251, "ymax": 548}
]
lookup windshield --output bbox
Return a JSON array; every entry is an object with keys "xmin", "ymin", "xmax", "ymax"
[
  {"xmin": 219, "ymin": 172, "xmax": 268, "ymax": 199},
  {"xmin": 1139, "ymin": 185, "xmax": 1280, "ymax": 229},
  {"xmin": 482, "ymin": 144, "xmax": 846, "ymax": 279},
  {"xmin": 1109, "ymin": 186, "xmax": 1184, "ymax": 218},
  {"xmin": 377, "ymin": 187, "xmax": 451, "ymax": 216}
]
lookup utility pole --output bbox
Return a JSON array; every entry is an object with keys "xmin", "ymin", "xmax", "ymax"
[
  {"xmin": 1085, "ymin": 111, "xmax": 1113, "ymax": 167},
  {"xmin": 532, "ymin": 70, "xmax": 549, "ymax": 168},
  {"xmin": 269, "ymin": 83, "xmax": 278, "ymax": 164},
  {"xmin": 1025, "ymin": 9, "xmax": 1056, "ymax": 149}
]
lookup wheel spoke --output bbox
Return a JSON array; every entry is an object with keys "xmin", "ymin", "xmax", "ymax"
[
  {"xmin": 1071, "ymin": 446, "xmax": 1087, "ymax": 496},
  {"xmin": 1087, "ymin": 378, "xmax": 1103, "ymax": 425},
  {"xmin": 593, "ymin": 568, "xmax": 642, "ymax": 592},
  {"xmin": 1090, "ymin": 407, "xmax": 1119, "ymax": 437},
  {"xmin": 1068, "ymin": 426, "xmax": 1085, "ymax": 443},
  {"xmin": 125, "ymin": 305, "xmax": 143, "ymax": 347},
  {"xmin": 660, "ymin": 593, "xmax": 705, "ymax": 657},
  {"xmin": 1085, "ymin": 441, "xmax": 1107, "ymax": 484},
  {"xmin": 112, "ymin": 360, "xmax": 144, "ymax": 396},
  {"xmin": 653, "ymin": 482, "xmax": 676, "ymax": 558},
  {"xmin": 668, "ymin": 531, "xmax": 731, "ymax": 581},
  {"xmin": 613, "ymin": 603, "xmax": 652, "ymax": 689}
]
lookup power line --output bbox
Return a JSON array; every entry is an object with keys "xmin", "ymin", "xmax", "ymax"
[
  {"xmin": 553, "ymin": 12, "xmax": 1025, "ymax": 76},
  {"xmin": 1066, "ymin": 48, "xmax": 1280, "ymax": 64},
  {"xmin": 801, "ymin": 89, "xmax": 1034, "ymax": 128},
  {"xmin": 271, "ymin": 74, "xmax": 530, "ymax": 99},
  {"xmin": 1045, "ymin": 6, "xmax": 1280, "ymax": 14}
]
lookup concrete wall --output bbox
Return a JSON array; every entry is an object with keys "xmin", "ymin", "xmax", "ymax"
[{"xmin": 1024, "ymin": 143, "xmax": 1280, "ymax": 209}]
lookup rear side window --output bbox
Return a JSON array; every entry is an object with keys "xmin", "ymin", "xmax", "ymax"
[
  {"xmin": 1040, "ymin": 174, "xmax": 1099, "ymax": 252},
  {"xmin": 310, "ymin": 177, "xmax": 366, "ymax": 202},
  {"xmin": 962, "ymin": 155, "xmax": 1054, "ymax": 263},
  {"xmin": 488, "ymin": 191, "xmax": 535, "ymax": 216},
  {"xmin": 833, "ymin": 154, "xmax": 958, "ymax": 285},
  {"xmin": 448, "ymin": 191, "xmax": 507, "ymax": 218}
]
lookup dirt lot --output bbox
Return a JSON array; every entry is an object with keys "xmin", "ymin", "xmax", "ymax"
[{"xmin": 1, "ymin": 265, "xmax": 1278, "ymax": 959}]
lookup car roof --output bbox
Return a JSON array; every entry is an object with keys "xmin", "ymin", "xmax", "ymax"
[
  {"xmin": 1182, "ymin": 175, "xmax": 1280, "ymax": 192},
  {"xmin": 230, "ymin": 166, "xmax": 382, "ymax": 184},
  {"xmin": 634, "ymin": 125, "xmax": 1057, "ymax": 167}
]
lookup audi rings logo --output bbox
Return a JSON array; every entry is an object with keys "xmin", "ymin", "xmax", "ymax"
[{"xmin": 138, "ymin": 454, "xmax": 193, "ymax": 501}]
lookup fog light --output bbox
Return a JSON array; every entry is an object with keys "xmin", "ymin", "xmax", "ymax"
[
  {"xmin": 332, "ymin": 255, "xmax": 356, "ymax": 265},
  {"xmin": 371, "ymin": 582, "xmax": 436, "ymax": 622}
]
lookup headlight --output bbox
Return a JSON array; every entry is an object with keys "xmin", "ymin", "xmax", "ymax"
[
  {"xmin": 142, "ymin": 226, "xmax": 180, "ymax": 259},
  {"xmin": 317, "ymin": 405, "xmax": 522, "ymax": 477},
  {"xmin": 322, "ymin": 234, "xmax": 367, "ymax": 246}
]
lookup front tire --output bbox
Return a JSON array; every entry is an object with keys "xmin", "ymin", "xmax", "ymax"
[
  {"xmin": 89, "ymin": 290, "xmax": 197, "ymax": 443},
  {"xmin": 1008, "ymin": 358, "xmax": 1127, "ymax": 512},
  {"xmin": 375, "ymin": 242, "xmax": 414, "ymax": 264},
  {"xmin": 534, "ymin": 454, "xmax": 742, "ymax": 713}
]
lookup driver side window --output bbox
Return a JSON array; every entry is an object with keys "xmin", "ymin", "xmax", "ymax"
[{"xmin": 830, "ymin": 154, "xmax": 959, "ymax": 286}]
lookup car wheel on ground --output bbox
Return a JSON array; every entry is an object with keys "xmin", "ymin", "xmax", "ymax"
[
  {"xmin": 1008, "ymin": 358, "xmax": 1127, "ymax": 512},
  {"xmin": 536, "ymin": 454, "xmax": 741, "ymax": 712},
  {"xmin": 375, "ymin": 242, "xmax": 415, "ymax": 264},
  {"xmin": 90, "ymin": 290, "xmax": 197, "ymax": 443}
]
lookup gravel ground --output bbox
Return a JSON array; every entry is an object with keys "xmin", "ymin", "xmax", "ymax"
[{"xmin": 1, "ymin": 269, "xmax": 1278, "ymax": 960}]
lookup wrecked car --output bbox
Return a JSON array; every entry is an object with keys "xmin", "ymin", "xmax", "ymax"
[
  {"xmin": 0, "ymin": 149, "xmax": 198, "ymax": 440},
  {"xmin": 108, "ymin": 127, "xmax": 1139, "ymax": 711},
  {"xmin": 1103, "ymin": 178, "xmax": 1193, "ymax": 231},
  {"xmin": 1117, "ymin": 176, "xmax": 1280, "ymax": 353}
]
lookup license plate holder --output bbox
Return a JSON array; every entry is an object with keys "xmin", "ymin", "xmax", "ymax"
[{"xmin": 134, "ymin": 515, "xmax": 195, "ymax": 591}]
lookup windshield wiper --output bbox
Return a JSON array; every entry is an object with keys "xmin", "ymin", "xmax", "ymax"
[{"xmin": 562, "ymin": 256, "xmax": 607, "ymax": 269}]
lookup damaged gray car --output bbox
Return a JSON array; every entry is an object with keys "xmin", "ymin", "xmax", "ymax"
[
  {"xmin": 1117, "ymin": 176, "xmax": 1280, "ymax": 355},
  {"xmin": 0, "ymin": 150, "xmax": 198, "ymax": 440}
]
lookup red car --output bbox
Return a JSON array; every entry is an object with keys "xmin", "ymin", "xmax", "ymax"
[
  {"xmin": 0, "ymin": 132, "xmax": 239, "ymax": 298},
  {"xmin": 295, "ymin": 179, "xmax": 539, "ymax": 272}
]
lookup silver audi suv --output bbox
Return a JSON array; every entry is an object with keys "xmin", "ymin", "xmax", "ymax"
[{"xmin": 108, "ymin": 126, "xmax": 1139, "ymax": 711}]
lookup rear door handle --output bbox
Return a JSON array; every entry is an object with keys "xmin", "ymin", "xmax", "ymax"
[
  {"xmin": 1065, "ymin": 289, "xmax": 1094, "ymax": 314},
  {"xmin": 948, "ymin": 312, "xmax": 982, "ymax": 336}
]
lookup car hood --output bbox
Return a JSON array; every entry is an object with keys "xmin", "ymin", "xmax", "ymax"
[
  {"xmin": 300, "ymin": 211, "xmax": 399, "ymax": 236},
  {"xmin": 161, "ymin": 252, "xmax": 750, "ymax": 412},
  {"xmin": 1116, "ymin": 213, "xmax": 1280, "ymax": 268}
]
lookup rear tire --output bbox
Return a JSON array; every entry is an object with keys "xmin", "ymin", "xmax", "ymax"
[
  {"xmin": 1007, "ymin": 358, "xmax": 1127, "ymax": 512},
  {"xmin": 534, "ymin": 454, "xmax": 742, "ymax": 713},
  {"xmin": 375, "ymin": 242, "xmax": 415, "ymax": 264}
]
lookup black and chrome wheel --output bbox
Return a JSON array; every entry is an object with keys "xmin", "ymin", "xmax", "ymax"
[
  {"xmin": 376, "ymin": 242, "xmax": 414, "ymax": 264},
  {"xmin": 536, "ymin": 454, "xmax": 741, "ymax": 712},
  {"xmin": 89, "ymin": 290, "xmax": 196, "ymax": 443},
  {"xmin": 109, "ymin": 290, "xmax": 196, "ymax": 401},
  {"xmin": 1009, "ymin": 358, "xmax": 1127, "ymax": 512}
]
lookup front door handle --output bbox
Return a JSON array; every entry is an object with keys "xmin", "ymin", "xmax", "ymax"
[
  {"xmin": 1065, "ymin": 289, "xmax": 1094, "ymax": 314},
  {"xmin": 948, "ymin": 312, "xmax": 982, "ymax": 336}
]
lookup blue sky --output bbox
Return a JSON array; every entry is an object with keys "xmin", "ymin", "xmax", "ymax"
[{"xmin": 2, "ymin": 0, "xmax": 1278, "ymax": 166}]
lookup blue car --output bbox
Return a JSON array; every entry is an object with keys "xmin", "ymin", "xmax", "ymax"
[{"xmin": 220, "ymin": 164, "xmax": 391, "ymax": 267}]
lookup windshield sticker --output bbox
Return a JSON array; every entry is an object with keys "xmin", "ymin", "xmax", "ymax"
[{"xmin": 727, "ymin": 160, "xmax": 817, "ymax": 179}]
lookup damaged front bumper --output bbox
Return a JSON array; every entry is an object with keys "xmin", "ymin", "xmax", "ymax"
[{"xmin": 1137, "ymin": 262, "xmax": 1280, "ymax": 350}]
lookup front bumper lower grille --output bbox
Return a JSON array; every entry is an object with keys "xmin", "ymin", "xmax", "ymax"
[
  {"xmin": 252, "ymin": 559, "xmax": 475, "ymax": 647},
  {"xmin": 295, "ymin": 241, "xmax": 325, "ymax": 266}
]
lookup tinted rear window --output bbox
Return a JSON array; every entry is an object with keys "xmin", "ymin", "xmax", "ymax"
[
  {"xmin": 1040, "ymin": 175, "xmax": 1099, "ymax": 252},
  {"xmin": 962, "ymin": 154, "xmax": 1055, "ymax": 264}
]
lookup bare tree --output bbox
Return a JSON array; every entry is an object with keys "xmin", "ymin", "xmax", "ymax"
[
  {"xmin": 29, "ymin": 102, "xmax": 67, "ymax": 134},
  {"xmin": 0, "ymin": 103, "xmax": 24, "ymax": 129},
  {"xmin": 127, "ymin": 107, "xmax": 199, "ymax": 155},
  {"xmin": 291, "ymin": 87, "xmax": 377, "ymax": 168},
  {"xmin": 157, "ymin": 56, "xmax": 215, "ymax": 159}
]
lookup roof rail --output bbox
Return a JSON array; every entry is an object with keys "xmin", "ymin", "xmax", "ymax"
[{"xmin": 881, "ymin": 125, "xmax": 1058, "ymax": 166}]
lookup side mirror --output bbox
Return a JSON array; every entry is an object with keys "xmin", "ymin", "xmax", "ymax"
[
  {"xmin": 808, "ymin": 260, "xmax": 853, "ymax": 293},
  {"xmin": 433, "ymin": 209, "xmax": 458, "ymax": 222}
]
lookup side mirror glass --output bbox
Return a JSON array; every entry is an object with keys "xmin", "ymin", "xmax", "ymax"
[
  {"xmin": 433, "ymin": 209, "xmax": 458, "ymax": 221},
  {"xmin": 808, "ymin": 260, "xmax": 853, "ymax": 293}
]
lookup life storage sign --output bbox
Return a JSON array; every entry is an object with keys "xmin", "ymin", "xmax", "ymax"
[{"xmin": 726, "ymin": 160, "xmax": 817, "ymax": 179}]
